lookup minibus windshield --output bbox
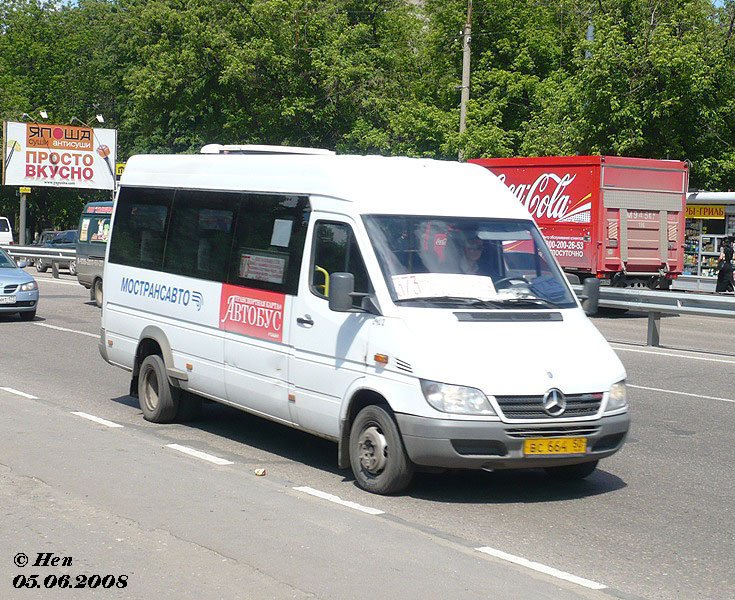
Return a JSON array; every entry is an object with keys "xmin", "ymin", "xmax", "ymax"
[{"xmin": 363, "ymin": 215, "xmax": 577, "ymax": 309}]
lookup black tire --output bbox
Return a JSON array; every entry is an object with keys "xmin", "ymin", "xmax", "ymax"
[
  {"xmin": 349, "ymin": 405, "xmax": 414, "ymax": 495},
  {"xmin": 137, "ymin": 354, "xmax": 179, "ymax": 423},
  {"xmin": 19, "ymin": 310, "xmax": 36, "ymax": 321},
  {"xmin": 36, "ymin": 260, "xmax": 47, "ymax": 273},
  {"xmin": 94, "ymin": 279, "xmax": 103, "ymax": 308},
  {"xmin": 68, "ymin": 260, "xmax": 77, "ymax": 276},
  {"xmin": 176, "ymin": 390, "xmax": 203, "ymax": 422},
  {"xmin": 544, "ymin": 460, "xmax": 599, "ymax": 480}
]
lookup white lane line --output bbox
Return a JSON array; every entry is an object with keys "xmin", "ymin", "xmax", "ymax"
[
  {"xmin": 611, "ymin": 345, "xmax": 735, "ymax": 364},
  {"xmin": 293, "ymin": 486, "xmax": 385, "ymax": 515},
  {"xmin": 165, "ymin": 444, "xmax": 233, "ymax": 466},
  {"xmin": 0, "ymin": 387, "xmax": 38, "ymax": 400},
  {"xmin": 475, "ymin": 546, "xmax": 606, "ymax": 590},
  {"xmin": 71, "ymin": 412, "xmax": 124, "ymax": 428},
  {"xmin": 628, "ymin": 384, "xmax": 735, "ymax": 404},
  {"xmin": 34, "ymin": 278, "xmax": 79, "ymax": 286},
  {"xmin": 35, "ymin": 322, "xmax": 98, "ymax": 338}
]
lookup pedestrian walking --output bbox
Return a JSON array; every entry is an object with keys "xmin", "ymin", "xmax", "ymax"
[{"xmin": 716, "ymin": 237, "xmax": 734, "ymax": 293}]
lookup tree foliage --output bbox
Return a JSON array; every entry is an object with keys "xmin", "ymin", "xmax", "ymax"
[{"xmin": 2, "ymin": 0, "xmax": 735, "ymax": 231}]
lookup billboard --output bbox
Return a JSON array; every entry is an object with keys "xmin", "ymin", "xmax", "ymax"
[{"xmin": 2, "ymin": 121, "xmax": 117, "ymax": 191}]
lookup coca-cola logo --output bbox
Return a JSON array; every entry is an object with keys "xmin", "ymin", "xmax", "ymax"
[
  {"xmin": 219, "ymin": 285, "xmax": 284, "ymax": 342},
  {"xmin": 497, "ymin": 172, "xmax": 590, "ymax": 223}
]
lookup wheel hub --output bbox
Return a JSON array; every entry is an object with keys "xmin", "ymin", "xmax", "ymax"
[
  {"xmin": 357, "ymin": 426, "xmax": 388, "ymax": 474},
  {"xmin": 143, "ymin": 370, "xmax": 159, "ymax": 412}
]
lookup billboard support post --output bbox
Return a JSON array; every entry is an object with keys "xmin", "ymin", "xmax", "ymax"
[{"xmin": 19, "ymin": 192, "xmax": 27, "ymax": 245}]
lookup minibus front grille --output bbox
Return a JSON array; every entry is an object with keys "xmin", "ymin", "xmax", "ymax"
[
  {"xmin": 496, "ymin": 393, "xmax": 603, "ymax": 419},
  {"xmin": 4, "ymin": 284, "xmax": 18, "ymax": 294},
  {"xmin": 505, "ymin": 426, "xmax": 600, "ymax": 438},
  {"xmin": 394, "ymin": 358, "xmax": 413, "ymax": 373}
]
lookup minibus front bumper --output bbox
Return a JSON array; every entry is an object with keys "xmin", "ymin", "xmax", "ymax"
[{"xmin": 395, "ymin": 412, "xmax": 630, "ymax": 470}]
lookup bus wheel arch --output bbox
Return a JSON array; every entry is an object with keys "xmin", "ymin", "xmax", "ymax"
[{"xmin": 339, "ymin": 388, "xmax": 414, "ymax": 494}]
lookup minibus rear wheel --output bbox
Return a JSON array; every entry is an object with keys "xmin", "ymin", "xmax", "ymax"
[
  {"xmin": 138, "ymin": 354, "xmax": 179, "ymax": 423},
  {"xmin": 349, "ymin": 405, "xmax": 414, "ymax": 495}
]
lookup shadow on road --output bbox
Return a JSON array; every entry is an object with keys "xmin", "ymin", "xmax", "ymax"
[
  {"xmin": 110, "ymin": 395, "xmax": 342, "ymax": 476},
  {"xmin": 405, "ymin": 467, "xmax": 626, "ymax": 503},
  {"xmin": 111, "ymin": 394, "xmax": 626, "ymax": 502}
]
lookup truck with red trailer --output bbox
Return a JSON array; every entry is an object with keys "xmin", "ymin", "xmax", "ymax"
[{"xmin": 469, "ymin": 156, "xmax": 688, "ymax": 288}]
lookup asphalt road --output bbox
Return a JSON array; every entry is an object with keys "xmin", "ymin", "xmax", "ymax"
[{"xmin": 1, "ymin": 271, "xmax": 733, "ymax": 600}]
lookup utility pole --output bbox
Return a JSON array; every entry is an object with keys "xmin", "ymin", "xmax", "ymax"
[
  {"xmin": 585, "ymin": 20, "xmax": 594, "ymax": 59},
  {"xmin": 458, "ymin": 0, "xmax": 472, "ymax": 161},
  {"xmin": 19, "ymin": 191, "xmax": 27, "ymax": 245}
]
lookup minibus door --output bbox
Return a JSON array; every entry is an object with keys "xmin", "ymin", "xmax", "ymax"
[{"xmin": 289, "ymin": 219, "xmax": 372, "ymax": 437}]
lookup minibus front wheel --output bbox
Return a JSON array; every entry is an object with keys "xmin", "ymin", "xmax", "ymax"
[
  {"xmin": 138, "ymin": 354, "xmax": 179, "ymax": 423},
  {"xmin": 349, "ymin": 405, "xmax": 414, "ymax": 495}
]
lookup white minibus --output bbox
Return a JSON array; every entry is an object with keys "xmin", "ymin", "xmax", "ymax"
[{"xmin": 99, "ymin": 151, "xmax": 629, "ymax": 494}]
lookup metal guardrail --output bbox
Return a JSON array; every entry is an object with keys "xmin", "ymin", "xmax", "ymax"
[
  {"xmin": 1, "ymin": 244, "xmax": 76, "ymax": 278},
  {"xmin": 573, "ymin": 284, "xmax": 735, "ymax": 346},
  {"xmin": 2, "ymin": 242, "xmax": 731, "ymax": 346}
]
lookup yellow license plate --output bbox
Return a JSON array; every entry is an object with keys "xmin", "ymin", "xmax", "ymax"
[{"xmin": 524, "ymin": 438, "xmax": 587, "ymax": 455}]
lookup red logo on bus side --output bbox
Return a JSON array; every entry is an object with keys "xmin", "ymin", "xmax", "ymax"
[{"xmin": 219, "ymin": 285, "xmax": 285, "ymax": 343}]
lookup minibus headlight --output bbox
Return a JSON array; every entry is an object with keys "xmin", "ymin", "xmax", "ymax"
[
  {"xmin": 605, "ymin": 380, "xmax": 627, "ymax": 412},
  {"xmin": 420, "ymin": 379, "xmax": 497, "ymax": 416},
  {"xmin": 20, "ymin": 281, "xmax": 38, "ymax": 292}
]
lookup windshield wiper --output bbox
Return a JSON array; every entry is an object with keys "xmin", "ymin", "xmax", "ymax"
[
  {"xmin": 495, "ymin": 296, "xmax": 560, "ymax": 309},
  {"xmin": 395, "ymin": 296, "xmax": 500, "ymax": 307}
]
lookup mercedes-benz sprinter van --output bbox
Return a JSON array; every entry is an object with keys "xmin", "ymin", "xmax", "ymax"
[{"xmin": 98, "ymin": 152, "xmax": 629, "ymax": 494}]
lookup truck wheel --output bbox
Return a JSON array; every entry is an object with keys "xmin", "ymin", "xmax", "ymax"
[
  {"xmin": 137, "ymin": 354, "xmax": 179, "ymax": 423},
  {"xmin": 349, "ymin": 405, "xmax": 414, "ymax": 495},
  {"xmin": 94, "ymin": 279, "xmax": 103, "ymax": 308},
  {"xmin": 544, "ymin": 460, "xmax": 599, "ymax": 480}
]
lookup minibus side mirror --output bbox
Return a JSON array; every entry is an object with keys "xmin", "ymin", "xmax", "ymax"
[
  {"xmin": 329, "ymin": 272, "xmax": 381, "ymax": 315},
  {"xmin": 581, "ymin": 278, "xmax": 600, "ymax": 315},
  {"xmin": 329, "ymin": 272, "xmax": 355, "ymax": 312}
]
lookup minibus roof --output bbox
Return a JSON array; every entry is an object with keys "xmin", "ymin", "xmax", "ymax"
[{"xmin": 120, "ymin": 154, "xmax": 528, "ymax": 220}]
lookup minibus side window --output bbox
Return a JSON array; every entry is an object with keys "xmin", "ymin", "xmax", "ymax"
[
  {"xmin": 226, "ymin": 194, "xmax": 310, "ymax": 295},
  {"xmin": 109, "ymin": 187, "xmax": 173, "ymax": 270},
  {"xmin": 311, "ymin": 221, "xmax": 370, "ymax": 307},
  {"xmin": 163, "ymin": 190, "xmax": 236, "ymax": 283}
]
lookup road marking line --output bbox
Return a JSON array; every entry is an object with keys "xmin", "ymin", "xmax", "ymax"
[
  {"xmin": 293, "ymin": 486, "xmax": 385, "ymax": 515},
  {"xmin": 475, "ymin": 546, "xmax": 606, "ymax": 590},
  {"xmin": 0, "ymin": 387, "xmax": 38, "ymax": 400},
  {"xmin": 611, "ymin": 345, "xmax": 735, "ymax": 364},
  {"xmin": 165, "ymin": 444, "xmax": 233, "ymax": 466},
  {"xmin": 34, "ymin": 278, "xmax": 79, "ymax": 286},
  {"xmin": 628, "ymin": 384, "xmax": 735, "ymax": 404},
  {"xmin": 71, "ymin": 412, "xmax": 124, "ymax": 428},
  {"xmin": 35, "ymin": 322, "xmax": 98, "ymax": 338}
]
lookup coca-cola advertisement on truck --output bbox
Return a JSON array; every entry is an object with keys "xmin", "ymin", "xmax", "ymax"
[
  {"xmin": 470, "ymin": 156, "xmax": 688, "ymax": 288},
  {"xmin": 493, "ymin": 165, "xmax": 596, "ymax": 271}
]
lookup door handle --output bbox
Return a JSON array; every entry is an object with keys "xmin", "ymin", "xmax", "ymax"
[{"xmin": 296, "ymin": 315, "xmax": 314, "ymax": 327}]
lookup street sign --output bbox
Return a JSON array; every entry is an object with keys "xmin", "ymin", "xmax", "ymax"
[
  {"xmin": 115, "ymin": 162, "xmax": 126, "ymax": 176},
  {"xmin": 19, "ymin": 186, "xmax": 31, "ymax": 193}
]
